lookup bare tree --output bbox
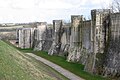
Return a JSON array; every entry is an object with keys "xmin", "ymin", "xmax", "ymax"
[{"xmin": 110, "ymin": 0, "xmax": 120, "ymax": 12}]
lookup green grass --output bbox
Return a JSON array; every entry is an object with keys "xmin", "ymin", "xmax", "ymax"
[
  {"xmin": 0, "ymin": 40, "xmax": 68, "ymax": 80},
  {"xmin": 33, "ymin": 51, "xmax": 107, "ymax": 80},
  {"xmin": 3, "ymin": 40, "xmax": 34, "ymax": 53},
  {"xmin": 3, "ymin": 40, "xmax": 108, "ymax": 80}
]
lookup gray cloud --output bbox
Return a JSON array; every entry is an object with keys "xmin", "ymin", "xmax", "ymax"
[{"xmin": 0, "ymin": 0, "xmax": 112, "ymax": 23}]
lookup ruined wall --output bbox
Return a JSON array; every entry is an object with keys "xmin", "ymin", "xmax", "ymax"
[
  {"xmin": 85, "ymin": 9, "xmax": 111, "ymax": 74},
  {"xmin": 102, "ymin": 13, "xmax": 120, "ymax": 79},
  {"xmin": 67, "ymin": 15, "xmax": 83, "ymax": 62},
  {"xmin": 91, "ymin": 9, "xmax": 111, "ymax": 54},
  {"xmin": 82, "ymin": 20, "xmax": 91, "ymax": 50},
  {"xmin": 59, "ymin": 24, "xmax": 71, "ymax": 57},
  {"xmin": 67, "ymin": 15, "xmax": 91, "ymax": 64},
  {"xmin": 33, "ymin": 22, "xmax": 53, "ymax": 51},
  {"xmin": 48, "ymin": 20, "xmax": 63, "ymax": 55},
  {"xmin": 84, "ymin": 10, "xmax": 120, "ymax": 79},
  {"xmin": 0, "ymin": 27, "xmax": 19, "ymax": 40},
  {"xmin": 16, "ymin": 9, "xmax": 120, "ymax": 79},
  {"xmin": 33, "ymin": 22, "xmax": 47, "ymax": 50},
  {"xmin": 42, "ymin": 26, "xmax": 53, "ymax": 51},
  {"xmin": 32, "ymin": 21, "xmax": 71, "ymax": 56},
  {"xmin": 18, "ymin": 28, "xmax": 33, "ymax": 49}
]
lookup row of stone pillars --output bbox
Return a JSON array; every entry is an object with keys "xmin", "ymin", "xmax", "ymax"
[{"xmin": 16, "ymin": 9, "xmax": 120, "ymax": 79}]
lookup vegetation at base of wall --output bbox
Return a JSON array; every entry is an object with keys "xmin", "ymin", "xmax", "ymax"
[
  {"xmin": 33, "ymin": 51, "xmax": 108, "ymax": 80},
  {"xmin": 3, "ymin": 40, "xmax": 108, "ymax": 80}
]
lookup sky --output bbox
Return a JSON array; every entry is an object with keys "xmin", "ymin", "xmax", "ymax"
[{"xmin": 0, "ymin": 0, "xmax": 112, "ymax": 23}]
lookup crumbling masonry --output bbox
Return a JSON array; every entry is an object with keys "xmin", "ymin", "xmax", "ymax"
[{"xmin": 17, "ymin": 9, "xmax": 120, "ymax": 79}]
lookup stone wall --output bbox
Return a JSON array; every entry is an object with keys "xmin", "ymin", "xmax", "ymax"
[
  {"xmin": 67, "ymin": 15, "xmax": 91, "ymax": 65},
  {"xmin": 0, "ymin": 27, "xmax": 21, "ymax": 40},
  {"xmin": 91, "ymin": 9, "xmax": 111, "ymax": 54},
  {"xmin": 60, "ymin": 24, "xmax": 70, "ymax": 56},
  {"xmin": 84, "ymin": 10, "xmax": 120, "ymax": 79},
  {"xmin": 16, "ymin": 9, "xmax": 120, "ymax": 79},
  {"xmin": 18, "ymin": 28, "xmax": 33, "ymax": 49},
  {"xmin": 48, "ymin": 20, "xmax": 63, "ymax": 55},
  {"xmin": 33, "ymin": 22, "xmax": 47, "ymax": 50},
  {"xmin": 82, "ymin": 20, "xmax": 91, "ymax": 50},
  {"xmin": 84, "ymin": 9, "xmax": 111, "ymax": 73},
  {"xmin": 102, "ymin": 13, "xmax": 120, "ymax": 79},
  {"xmin": 67, "ymin": 15, "xmax": 83, "ymax": 62},
  {"xmin": 33, "ymin": 22, "xmax": 53, "ymax": 51}
]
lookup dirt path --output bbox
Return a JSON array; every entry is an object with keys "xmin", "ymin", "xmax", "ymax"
[{"xmin": 26, "ymin": 53, "xmax": 84, "ymax": 80}]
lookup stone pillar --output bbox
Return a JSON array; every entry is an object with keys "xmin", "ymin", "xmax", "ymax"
[
  {"xmin": 91, "ymin": 9, "xmax": 111, "ymax": 54},
  {"xmin": 18, "ymin": 28, "xmax": 32, "ymax": 49},
  {"xmin": 30, "ymin": 28, "xmax": 35, "ymax": 48},
  {"xmin": 60, "ymin": 24, "xmax": 71, "ymax": 57},
  {"xmin": 18, "ymin": 29, "xmax": 24, "ymax": 48},
  {"xmin": 48, "ymin": 20, "xmax": 63, "ymax": 55},
  {"xmin": 71, "ymin": 15, "xmax": 83, "ymax": 47},
  {"xmin": 33, "ymin": 22, "xmax": 47, "ymax": 51},
  {"xmin": 67, "ymin": 15, "xmax": 84, "ymax": 62},
  {"xmin": 84, "ymin": 9, "xmax": 111, "ymax": 74},
  {"xmin": 16, "ymin": 29, "xmax": 20, "ymax": 43},
  {"xmin": 102, "ymin": 13, "xmax": 120, "ymax": 78}
]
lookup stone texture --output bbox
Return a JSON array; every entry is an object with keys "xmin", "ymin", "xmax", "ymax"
[
  {"xmin": 33, "ymin": 22, "xmax": 53, "ymax": 51},
  {"xmin": 84, "ymin": 9, "xmax": 111, "ymax": 73},
  {"xmin": 67, "ymin": 15, "xmax": 90, "ymax": 64},
  {"xmin": 18, "ymin": 28, "xmax": 33, "ymax": 49},
  {"xmin": 91, "ymin": 9, "xmax": 111, "ymax": 54},
  {"xmin": 67, "ymin": 15, "xmax": 83, "ymax": 62},
  {"xmin": 48, "ymin": 20, "xmax": 63, "ymax": 55},
  {"xmin": 102, "ymin": 13, "xmax": 120, "ymax": 78},
  {"xmin": 59, "ymin": 24, "xmax": 70, "ymax": 56}
]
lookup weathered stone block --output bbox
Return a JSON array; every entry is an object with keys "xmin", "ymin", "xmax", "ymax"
[
  {"xmin": 18, "ymin": 28, "xmax": 33, "ymax": 49},
  {"xmin": 48, "ymin": 20, "xmax": 63, "ymax": 55},
  {"xmin": 67, "ymin": 15, "xmax": 87, "ymax": 63},
  {"xmin": 33, "ymin": 22, "xmax": 53, "ymax": 51}
]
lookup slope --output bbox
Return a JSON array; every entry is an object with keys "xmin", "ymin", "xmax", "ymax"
[{"xmin": 0, "ymin": 40, "xmax": 67, "ymax": 80}]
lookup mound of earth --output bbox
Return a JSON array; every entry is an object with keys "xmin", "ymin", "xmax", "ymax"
[{"xmin": 0, "ymin": 40, "xmax": 67, "ymax": 80}]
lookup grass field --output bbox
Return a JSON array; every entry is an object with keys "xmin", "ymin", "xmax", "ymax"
[{"xmin": 0, "ymin": 40, "xmax": 68, "ymax": 80}]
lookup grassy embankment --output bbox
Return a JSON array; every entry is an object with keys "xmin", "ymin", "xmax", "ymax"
[{"xmin": 0, "ymin": 40, "xmax": 68, "ymax": 80}]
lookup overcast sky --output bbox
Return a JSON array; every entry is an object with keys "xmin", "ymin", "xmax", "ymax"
[{"xmin": 0, "ymin": 0, "xmax": 112, "ymax": 23}]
